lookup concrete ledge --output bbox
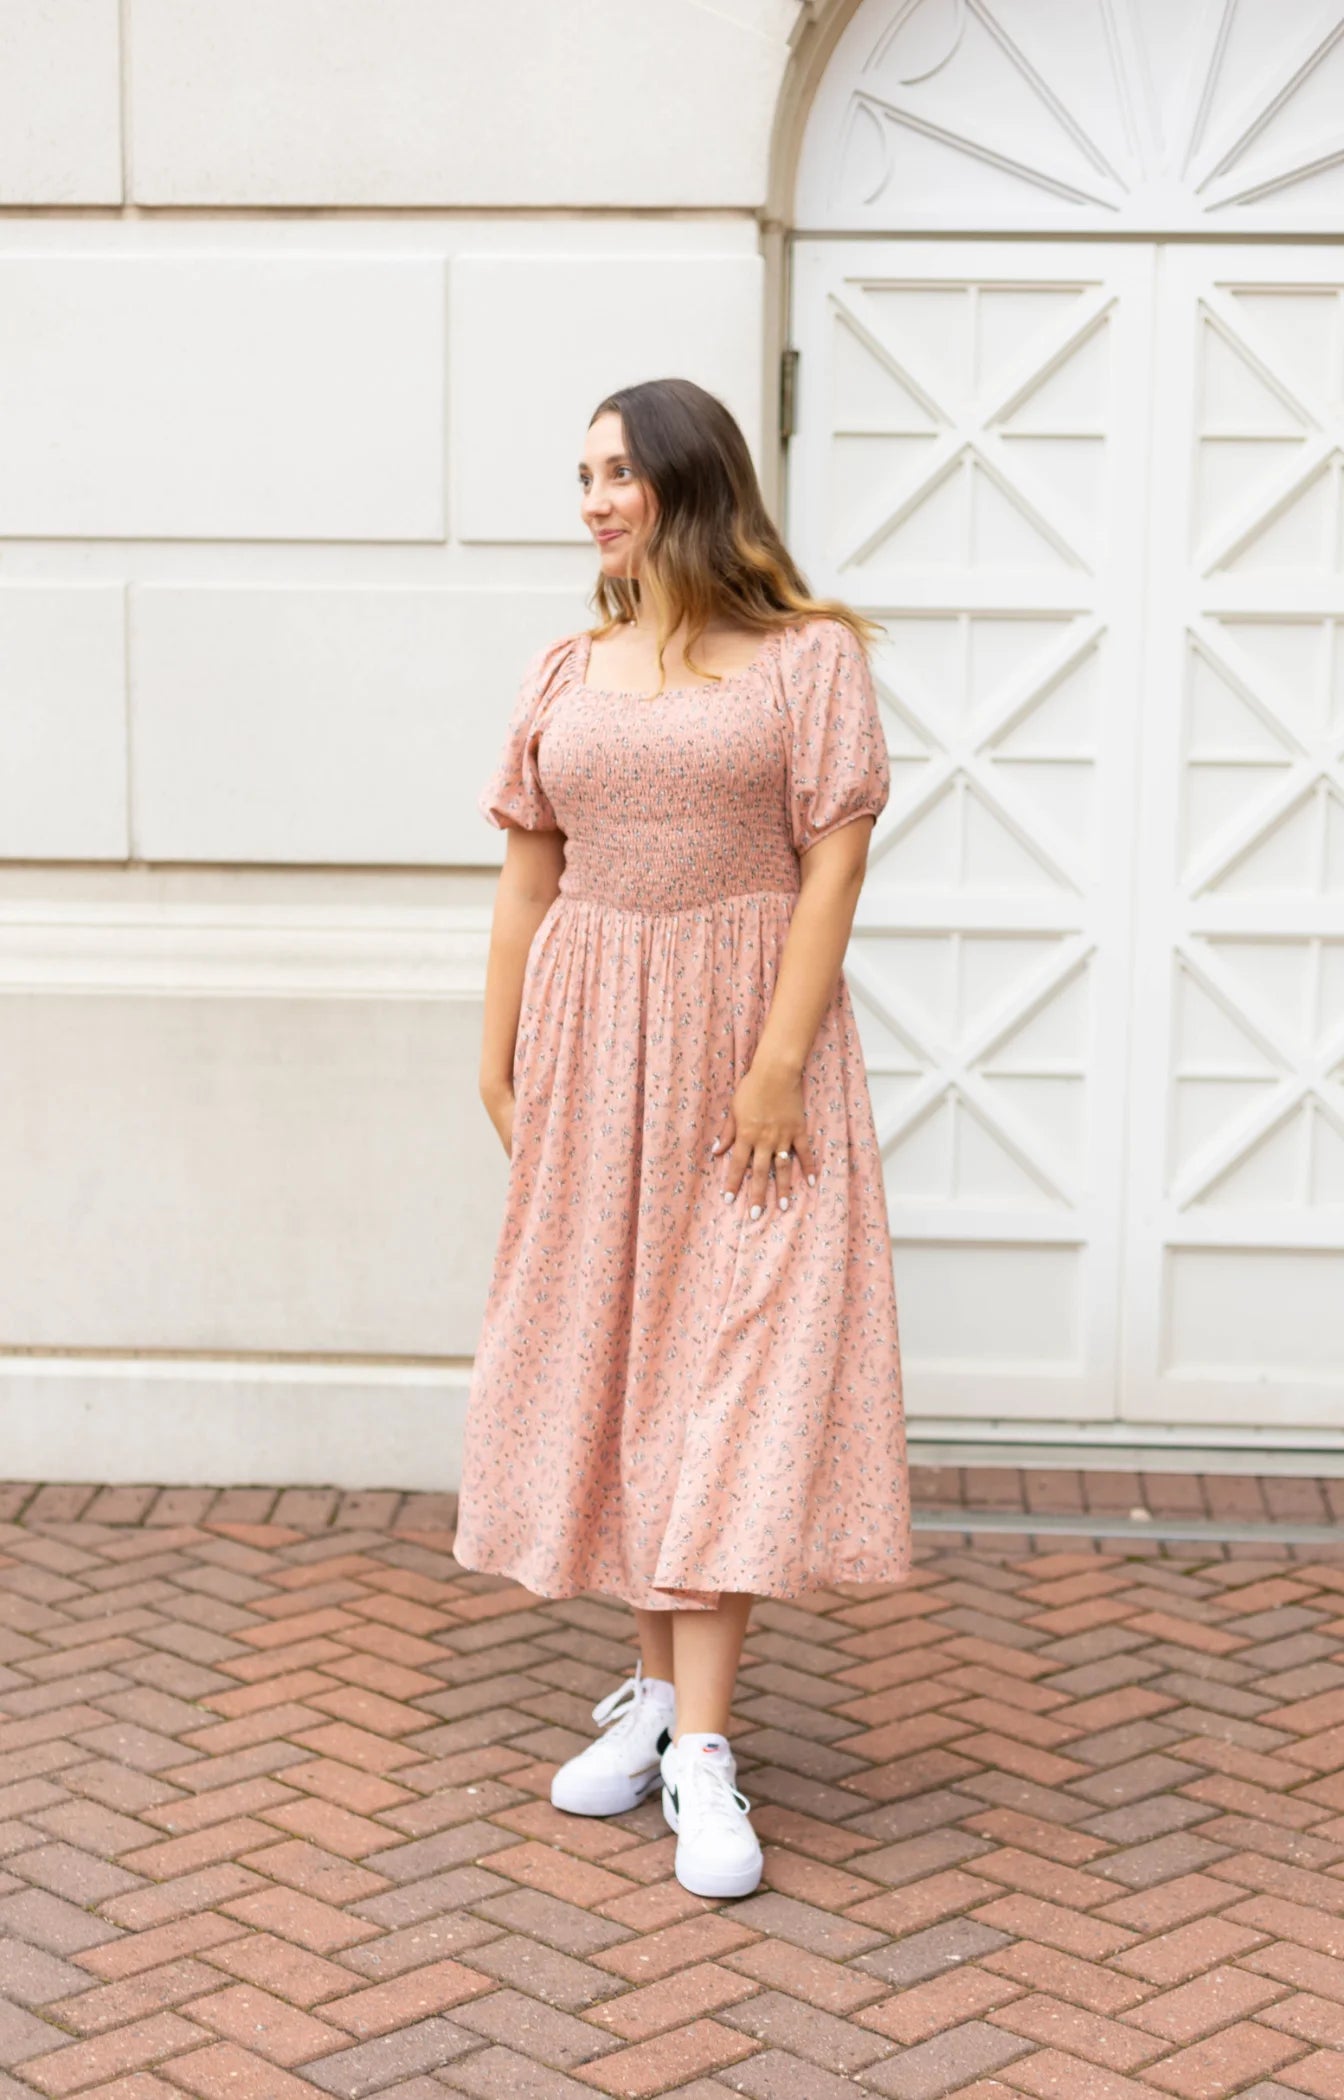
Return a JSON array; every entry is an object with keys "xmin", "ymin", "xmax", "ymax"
[{"xmin": 0, "ymin": 1358, "xmax": 469, "ymax": 1489}]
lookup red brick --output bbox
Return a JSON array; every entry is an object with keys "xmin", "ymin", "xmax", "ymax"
[
  {"xmin": 287, "ymin": 1721, "xmax": 425, "ymax": 1772},
  {"xmin": 969, "ymin": 1815, "xmax": 1108, "ymax": 1870},
  {"xmin": 1242, "ymin": 1942, "xmax": 1344, "ymax": 2003},
  {"xmin": 596, "ymin": 1874, "xmax": 700, "ymax": 1932},
  {"xmin": 238, "ymin": 1608, "xmax": 357, "ymax": 1649},
  {"xmin": 839, "ymin": 1712, "xmax": 976, "ymax": 1761},
  {"xmin": 487, "ymin": 1840, "xmax": 634, "ymax": 1909},
  {"xmin": 300, "ymin": 1685, "xmax": 433, "ymax": 1737},
  {"xmin": 1222, "ymin": 1897, "xmax": 1344, "ymax": 1959},
  {"xmin": 99, "ymin": 1864, "xmax": 264, "ymax": 1932},
  {"xmin": 62, "ymin": 2077, "xmax": 181, "ymax": 2098},
  {"xmin": 20, "ymin": 2014, "xmax": 210, "ymax": 2096},
  {"xmin": 1258, "ymin": 1992, "xmax": 1344, "ymax": 2046},
  {"xmin": 1110, "ymin": 1916, "xmax": 1269, "ymax": 1985},
  {"xmin": 1096, "ymin": 1875, "xmax": 1234, "ymax": 1933},
  {"xmin": 988, "ymin": 1998, "xmax": 1164, "ymax": 2074},
  {"xmin": 279, "ymin": 1757, "xmax": 412, "ymax": 1814},
  {"xmin": 175, "ymin": 1984, "xmax": 343, "ymax": 2066},
  {"xmin": 958, "ymin": 1736, "xmax": 1089, "ymax": 1787},
  {"xmin": 979, "ymin": 1944, "xmax": 1149, "ymax": 2016},
  {"xmin": 117, "ymin": 1819, "xmax": 277, "ymax": 1880},
  {"xmin": 1179, "ymin": 1773, "xmax": 1327, "ymax": 1831},
  {"xmin": 217, "ymin": 1884, "xmax": 381, "ymax": 1952},
  {"xmin": 255, "ymin": 1797, "xmax": 391, "ymax": 1859},
  {"xmin": 1003, "ymin": 2049, "xmax": 1179, "ymax": 2100},
  {"xmin": 1141, "ymin": 2021, "xmax": 1307, "ymax": 2098},
  {"xmin": 593, "ymin": 1913, "xmax": 760, "ymax": 1983},
  {"xmin": 1124, "ymin": 1966, "xmax": 1287, "ymax": 2043},
  {"xmin": 750, "ymin": 1803, "xmax": 880, "ymax": 1863},
  {"xmin": 971, "ymin": 1896, "xmax": 1137, "ymax": 1962},
  {"xmin": 1208, "ymin": 1851, "xmax": 1344, "ymax": 1914},
  {"xmin": 859, "ymin": 1966, "xmax": 1024, "ymax": 2044},
  {"xmin": 569, "ymin": 2015, "xmax": 759, "ymax": 2094},
  {"xmin": 155, "ymin": 2041, "xmax": 333, "ymax": 2099},
  {"xmin": 1125, "ymin": 1614, "xmax": 1246, "ymax": 1656},
  {"xmin": 971, "ymin": 1850, "xmax": 1115, "ymax": 1910},
  {"xmin": 47, "ymin": 1960, "xmax": 226, "ymax": 2037},
  {"xmin": 234, "ymin": 1838, "xmax": 389, "ymax": 1905},
  {"xmin": 721, "ymin": 1937, "xmax": 888, "ymax": 2013},
  {"xmin": 1280, "ymin": 2050, "xmax": 1344, "ymax": 2099},
  {"xmin": 316, "ymin": 1958, "xmax": 495, "ymax": 2036},
  {"xmin": 846, "ymin": 1868, "xmax": 999, "ymax": 1934},
  {"xmin": 1267, "ymin": 1690, "xmax": 1344, "ymax": 1735},
  {"xmin": 193, "ymin": 1671, "xmax": 336, "ymax": 1720},
  {"xmin": 583, "ymin": 1961, "xmax": 760, "ymax": 2040},
  {"xmin": 74, "ymin": 1916, "xmax": 244, "ymax": 1982},
  {"xmin": 762, "ymin": 1846, "xmax": 882, "ymax": 1910},
  {"xmin": 197, "ymin": 1932, "xmax": 356, "ymax": 2006}
]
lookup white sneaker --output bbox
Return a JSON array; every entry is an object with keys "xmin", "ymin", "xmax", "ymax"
[
  {"xmin": 661, "ymin": 1730, "xmax": 763, "ymax": 1898},
  {"xmin": 550, "ymin": 1664, "xmax": 676, "ymax": 1817}
]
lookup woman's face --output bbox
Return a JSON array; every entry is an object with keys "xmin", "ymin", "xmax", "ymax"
[{"xmin": 579, "ymin": 411, "xmax": 655, "ymax": 582}]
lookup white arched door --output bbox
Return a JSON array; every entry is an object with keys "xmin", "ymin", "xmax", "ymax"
[{"xmin": 789, "ymin": 1, "xmax": 1344, "ymax": 1439}]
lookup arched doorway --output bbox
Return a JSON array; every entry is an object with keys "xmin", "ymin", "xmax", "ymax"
[{"xmin": 783, "ymin": 0, "xmax": 1344, "ymax": 1444}]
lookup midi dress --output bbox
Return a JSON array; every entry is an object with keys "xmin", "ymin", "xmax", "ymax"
[{"xmin": 454, "ymin": 613, "xmax": 910, "ymax": 1612}]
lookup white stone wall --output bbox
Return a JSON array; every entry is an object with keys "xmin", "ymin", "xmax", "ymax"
[{"xmin": 0, "ymin": 0, "xmax": 802, "ymax": 1485}]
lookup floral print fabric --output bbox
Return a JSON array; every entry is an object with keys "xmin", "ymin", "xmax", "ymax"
[{"xmin": 454, "ymin": 616, "xmax": 910, "ymax": 1610}]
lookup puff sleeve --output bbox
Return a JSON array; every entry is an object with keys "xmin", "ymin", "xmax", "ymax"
[
  {"xmin": 476, "ymin": 632, "xmax": 577, "ymax": 832},
  {"xmin": 784, "ymin": 617, "xmax": 890, "ymax": 855}
]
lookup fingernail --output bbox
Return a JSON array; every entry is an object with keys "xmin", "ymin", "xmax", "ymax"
[
  {"xmin": 807, "ymin": 1173, "xmax": 816, "ymax": 1186},
  {"xmin": 750, "ymin": 1204, "xmax": 761, "ymax": 1220},
  {"xmin": 779, "ymin": 1197, "xmax": 789, "ymax": 1211},
  {"xmin": 709, "ymin": 1138, "xmax": 720, "ymax": 1155}
]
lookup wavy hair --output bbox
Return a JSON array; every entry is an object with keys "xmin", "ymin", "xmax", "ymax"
[{"xmin": 584, "ymin": 376, "xmax": 882, "ymax": 692}]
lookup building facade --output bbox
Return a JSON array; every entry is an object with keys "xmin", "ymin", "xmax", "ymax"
[{"xmin": 2, "ymin": 0, "xmax": 1341, "ymax": 1484}]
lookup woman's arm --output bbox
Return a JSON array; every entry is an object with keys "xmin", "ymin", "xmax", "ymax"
[
  {"xmin": 479, "ymin": 828, "xmax": 566, "ymax": 1146},
  {"xmin": 754, "ymin": 818, "xmax": 873, "ymax": 1076},
  {"xmin": 713, "ymin": 815, "xmax": 875, "ymax": 1209}
]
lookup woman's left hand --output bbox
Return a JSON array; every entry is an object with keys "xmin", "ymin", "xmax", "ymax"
[{"xmin": 712, "ymin": 1056, "xmax": 818, "ymax": 1218}]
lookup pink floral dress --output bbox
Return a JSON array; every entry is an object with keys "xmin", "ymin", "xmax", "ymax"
[{"xmin": 454, "ymin": 615, "xmax": 910, "ymax": 1611}]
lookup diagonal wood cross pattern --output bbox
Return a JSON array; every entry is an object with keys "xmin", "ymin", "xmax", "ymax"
[{"xmin": 0, "ymin": 1478, "xmax": 1343, "ymax": 2099}]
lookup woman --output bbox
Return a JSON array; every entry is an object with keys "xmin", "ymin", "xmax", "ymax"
[{"xmin": 456, "ymin": 376, "xmax": 909, "ymax": 1901}]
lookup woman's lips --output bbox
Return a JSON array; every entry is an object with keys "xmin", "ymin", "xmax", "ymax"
[{"xmin": 595, "ymin": 531, "xmax": 624, "ymax": 544}]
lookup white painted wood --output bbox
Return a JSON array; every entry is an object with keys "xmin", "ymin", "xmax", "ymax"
[
  {"xmin": 0, "ymin": 0, "xmax": 121, "ymax": 204},
  {"xmin": 0, "ymin": 257, "xmax": 444, "ymax": 541},
  {"xmin": 130, "ymin": 587, "xmax": 590, "ymax": 865},
  {"xmin": 789, "ymin": 238, "xmax": 1154, "ymax": 1422},
  {"xmin": 0, "ymin": 587, "xmax": 127, "ymax": 860},
  {"xmin": 1122, "ymin": 245, "xmax": 1344, "ymax": 1428},
  {"xmin": 451, "ymin": 255, "xmax": 765, "ymax": 543},
  {"xmin": 797, "ymin": 0, "xmax": 1344, "ymax": 234},
  {"xmin": 129, "ymin": 0, "xmax": 792, "ymax": 207}
]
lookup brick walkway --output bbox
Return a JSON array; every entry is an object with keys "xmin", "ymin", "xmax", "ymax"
[{"xmin": 1, "ymin": 1485, "xmax": 1343, "ymax": 2100}]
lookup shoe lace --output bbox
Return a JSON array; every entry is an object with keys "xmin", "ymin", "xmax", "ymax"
[
  {"xmin": 590, "ymin": 1662, "xmax": 656, "ymax": 1746},
  {"xmin": 683, "ymin": 1748, "xmax": 751, "ymax": 1829}
]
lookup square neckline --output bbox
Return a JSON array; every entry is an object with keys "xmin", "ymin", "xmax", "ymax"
[{"xmin": 575, "ymin": 625, "xmax": 784, "ymax": 701}]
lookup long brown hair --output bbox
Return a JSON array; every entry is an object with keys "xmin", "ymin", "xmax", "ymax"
[{"xmin": 585, "ymin": 377, "xmax": 882, "ymax": 692}]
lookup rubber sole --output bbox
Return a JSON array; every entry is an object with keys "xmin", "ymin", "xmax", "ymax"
[
  {"xmin": 661, "ymin": 1783, "xmax": 763, "ymax": 1899},
  {"xmin": 549, "ymin": 1763, "xmax": 661, "ymax": 1818}
]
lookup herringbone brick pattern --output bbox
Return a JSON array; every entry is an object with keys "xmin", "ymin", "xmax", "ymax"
[{"xmin": 0, "ymin": 1481, "xmax": 1342, "ymax": 2100}]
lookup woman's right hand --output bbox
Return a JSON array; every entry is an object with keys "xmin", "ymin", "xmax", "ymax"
[{"xmin": 481, "ymin": 1079, "xmax": 516, "ymax": 1158}]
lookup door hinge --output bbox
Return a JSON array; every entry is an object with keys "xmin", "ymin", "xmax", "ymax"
[{"xmin": 779, "ymin": 347, "xmax": 799, "ymax": 442}]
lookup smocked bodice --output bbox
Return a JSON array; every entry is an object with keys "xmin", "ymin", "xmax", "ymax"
[
  {"xmin": 540, "ymin": 681, "xmax": 802, "ymax": 914},
  {"xmin": 477, "ymin": 615, "xmax": 892, "ymax": 915}
]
